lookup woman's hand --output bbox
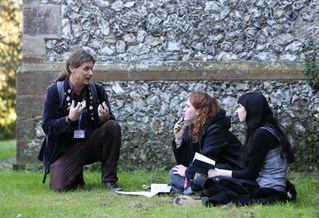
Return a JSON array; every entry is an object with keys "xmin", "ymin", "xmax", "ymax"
[
  {"xmin": 208, "ymin": 168, "xmax": 219, "ymax": 178},
  {"xmin": 173, "ymin": 117, "xmax": 184, "ymax": 143},
  {"xmin": 208, "ymin": 168, "xmax": 232, "ymax": 178},
  {"xmin": 172, "ymin": 164, "xmax": 187, "ymax": 177}
]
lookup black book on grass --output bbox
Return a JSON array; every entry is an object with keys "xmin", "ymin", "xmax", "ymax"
[{"xmin": 188, "ymin": 152, "xmax": 216, "ymax": 174}]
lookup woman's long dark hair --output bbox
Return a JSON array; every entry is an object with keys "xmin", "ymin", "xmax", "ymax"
[
  {"xmin": 238, "ymin": 92, "xmax": 295, "ymax": 163},
  {"xmin": 56, "ymin": 48, "xmax": 95, "ymax": 81},
  {"xmin": 188, "ymin": 92, "xmax": 220, "ymax": 142}
]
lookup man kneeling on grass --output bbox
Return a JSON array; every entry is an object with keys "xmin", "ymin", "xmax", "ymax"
[{"xmin": 38, "ymin": 48, "xmax": 122, "ymax": 192}]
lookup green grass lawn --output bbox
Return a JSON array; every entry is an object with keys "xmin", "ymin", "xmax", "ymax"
[{"xmin": 0, "ymin": 140, "xmax": 318, "ymax": 218}]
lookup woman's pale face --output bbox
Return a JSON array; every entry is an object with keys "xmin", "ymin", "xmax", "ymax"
[
  {"xmin": 236, "ymin": 103, "xmax": 247, "ymax": 122},
  {"xmin": 183, "ymin": 98, "xmax": 198, "ymax": 124}
]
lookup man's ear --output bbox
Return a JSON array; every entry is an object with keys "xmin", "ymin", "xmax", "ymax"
[{"xmin": 69, "ymin": 65, "xmax": 75, "ymax": 73}]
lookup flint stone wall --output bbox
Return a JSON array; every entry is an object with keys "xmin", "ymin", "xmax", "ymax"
[{"xmin": 17, "ymin": 0, "xmax": 319, "ymax": 172}]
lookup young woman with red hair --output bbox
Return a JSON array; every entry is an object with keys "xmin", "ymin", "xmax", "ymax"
[{"xmin": 169, "ymin": 91, "xmax": 242, "ymax": 194}]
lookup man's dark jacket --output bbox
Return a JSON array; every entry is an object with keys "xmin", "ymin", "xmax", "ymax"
[
  {"xmin": 38, "ymin": 79, "xmax": 115, "ymax": 182},
  {"xmin": 172, "ymin": 109, "xmax": 243, "ymax": 179}
]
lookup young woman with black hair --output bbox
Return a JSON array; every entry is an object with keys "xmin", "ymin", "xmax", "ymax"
[{"xmin": 174, "ymin": 92, "xmax": 297, "ymax": 206}]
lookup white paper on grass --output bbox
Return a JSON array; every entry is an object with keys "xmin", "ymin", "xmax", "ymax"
[{"xmin": 115, "ymin": 184, "xmax": 171, "ymax": 198}]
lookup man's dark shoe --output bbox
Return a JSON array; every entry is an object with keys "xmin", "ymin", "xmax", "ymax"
[{"xmin": 104, "ymin": 182, "xmax": 122, "ymax": 191}]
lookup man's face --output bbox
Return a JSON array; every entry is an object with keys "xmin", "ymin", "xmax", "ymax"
[{"xmin": 70, "ymin": 61, "xmax": 94, "ymax": 86}]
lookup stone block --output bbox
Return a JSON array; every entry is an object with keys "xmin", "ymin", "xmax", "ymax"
[
  {"xmin": 16, "ymin": 118, "xmax": 40, "ymax": 141},
  {"xmin": 22, "ymin": 37, "xmax": 45, "ymax": 63},
  {"xmin": 23, "ymin": 0, "xmax": 42, "ymax": 7},
  {"xmin": 23, "ymin": 5, "xmax": 61, "ymax": 37},
  {"xmin": 16, "ymin": 95, "xmax": 45, "ymax": 117},
  {"xmin": 281, "ymin": 62, "xmax": 307, "ymax": 79},
  {"xmin": 16, "ymin": 68, "xmax": 57, "ymax": 95},
  {"xmin": 16, "ymin": 140, "xmax": 43, "ymax": 165},
  {"xmin": 249, "ymin": 62, "xmax": 283, "ymax": 80}
]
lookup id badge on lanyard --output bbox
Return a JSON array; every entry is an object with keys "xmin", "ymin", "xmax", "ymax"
[{"xmin": 74, "ymin": 114, "xmax": 85, "ymax": 139}]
